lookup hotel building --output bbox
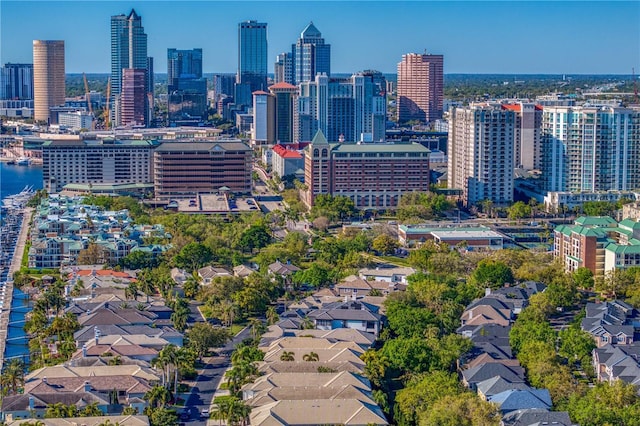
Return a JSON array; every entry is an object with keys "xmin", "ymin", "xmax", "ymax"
[
  {"xmin": 303, "ymin": 131, "xmax": 430, "ymax": 209},
  {"xmin": 42, "ymin": 139, "xmax": 154, "ymax": 193},
  {"xmin": 153, "ymin": 141, "xmax": 252, "ymax": 200}
]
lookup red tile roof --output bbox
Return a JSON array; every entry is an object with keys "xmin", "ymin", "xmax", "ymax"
[
  {"xmin": 501, "ymin": 104, "xmax": 521, "ymax": 112},
  {"xmin": 77, "ymin": 270, "xmax": 133, "ymax": 278},
  {"xmin": 252, "ymin": 90, "xmax": 271, "ymax": 96},
  {"xmin": 272, "ymin": 144, "xmax": 303, "ymax": 159}
]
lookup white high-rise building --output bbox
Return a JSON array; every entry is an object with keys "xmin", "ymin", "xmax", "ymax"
[
  {"xmin": 448, "ymin": 105, "xmax": 515, "ymax": 206},
  {"xmin": 541, "ymin": 106, "xmax": 640, "ymax": 193},
  {"xmin": 251, "ymin": 90, "xmax": 275, "ymax": 146},
  {"xmin": 296, "ymin": 72, "xmax": 386, "ymax": 143}
]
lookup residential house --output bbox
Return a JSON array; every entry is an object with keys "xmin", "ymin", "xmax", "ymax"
[
  {"xmin": 500, "ymin": 409, "xmax": 576, "ymax": 426},
  {"xmin": 242, "ymin": 371, "xmax": 371, "ymax": 399},
  {"xmin": 461, "ymin": 363, "xmax": 526, "ymax": 391},
  {"xmin": 268, "ymin": 260, "xmax": 300, "ymax": 279},
  {"xmin": 582, "ymin": 300, "xmax": 640, "ymax": 346},
  {"xmin": 1, "ymin": 393, "xmax": 109, "ymax": 422},
  {"xmin": 592, "ymin": 342, "xmax": 640, "ymax": 387},
  {"xmin": 259, "ymin": 325, "xmax": 375, "ymax": 349},
  {"xmin": 488, "ymin": 389, "xmax": 552, "ymax": 414},
  {"xmin": 460, "ymin": 298, "xmax": 515, "ymax": 327},
  {"xmin": 249, "ymin": 399, "xmax": 388, "ymax": 426},
  {"xmin": 197, "ymin": 265, "xmax": 232, "ymax": 284},
  {"xmin": 257, "ymin": 360, "xmax": 365, "ymax": 374},
  {"xmin": 306, "ymin": 299, "xmax": 383, "ymax": 336},
  {"xmin": 358, "ymin": 266, "xmax": 415, "ymax": 284},
  {"xmin": 335, "ymin": 275, "xmax": 405, "ymax": 297},
  {"xmin": 476, "ymin": 376, "xmax": 533, "ymax": 400},
  {"xmin": 234, "ymin": 264, "xmax": 257, "ymax": 278},
  {"xmin": 6, "ymin": 415, "xmax": 150, "ymax": 426}
]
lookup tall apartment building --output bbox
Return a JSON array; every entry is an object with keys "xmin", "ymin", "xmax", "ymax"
[
  {"xmin": 167, "ymin": 48, "xmax": 207, "ymax": 124},
  {"xmin": 111, "ymin": 9, "xmax": 151, "ymax": 126},
  {"xmin": 448, "ymin": 105, "xmax": 515, "ymax": 206},
  {"xmin": 236, "ymin": 21, "xmax": 268, "ymax": 107},
  {"xmin": 296, "ymin": 72, "xmax": 386, "ymax": 143},
  {"xmin": 120, "ymin": 68, "xmax": 147, "ymax": 127},
  {"xmin": 1, "ymin": 63, "xmax": 33, "ymax": 100},
  {"xmin": 274, "ymin": 52, "xmax": 293, "ymax": 84},
  {"xmin": 42, "ymin": 139, "xmax": 154, "ymax": 193},
  {"xmin": 153, "ymin": 141, "xmax": 252, "ymax": 199},
  {"xmin": 33, "ymin": 40, "xmax": 65, "ymax": 123},
  {"xmin": 270, "ymin": 82, "xmax": 297, "ymax": 144},
  {"xmin": 397, "ymin": 53, "xmax": 443, "ymax": 124},
  {"xmin": 292, "ymin": 22, "xmax": 330, "ymax": 84},
  {"xmin": 541, "ymin": 106, "xmax": 640, "ymax": 193},
  {"xmin": 303, "ymin": 130, "xmax": 430, "ymax": 209},
  {"xmin": 502, "ymin": 103, "xmax": 543, "ymax": 170},
  {"xmin": 252, "ymin": 91, "xmax": 276, "ymax": 146}
]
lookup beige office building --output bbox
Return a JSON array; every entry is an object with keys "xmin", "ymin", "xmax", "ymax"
[
  {"xmin": 397, "ymin": 53, "xmax": 444, "ymax": 124},
  {"xmin": 33, "ymin": 40, "xmax": 65, "ymax": 123}
]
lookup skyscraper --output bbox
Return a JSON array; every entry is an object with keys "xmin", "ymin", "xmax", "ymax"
[
  {"xmin": 1, "ymin": 63, "xmax": 34, "ymax": 100},
  {"xmin": 33, "ymin": 40, "xmax": 65, "ymax": 123},
  {"xmin": 269, "ymin": 82, "xmax": 297, "ymax": 144},
  {"xmin": 167, "ymin": 48, "xmax": 207, "ymax": 124},
  {"xmin": 120, "ymin": 68, "xmax": 147, "ymax": 127},
  {"xmin": 397, "ymin": 53, "xmax": 444, "ymax": 124},
  {"xmin": 296, "ymin": 72, "xmax": 387, "ymax": 143},
  {"xmin": 111, "ymin": 9, "xmax": 150, "ymax": 125},
  {"xmin": 448, "ymin": 105, "xmax": 515, "ymax": 206},
  {"xmin": 237, "ymin": 20, "xmax": 267, "ymax": 107},
  {"xmin": 274, "ymin": 52, "xmax": 293, "ymax": 85},
  {"xmin": 292, "ymin": 22, "xmax": 330, "ymax": 84},
  {"xmin": 541, "ymin": 106, "xmax": 640, "ymax": 193}
]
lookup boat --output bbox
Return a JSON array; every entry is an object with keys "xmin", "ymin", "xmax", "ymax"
[
  {"xmin": 16, "ymin": 157, "xmax": 30, "ymax": 166},
  {"xmin": 6, "ymin": 159, "xmax": 16, "ymax": 165}
]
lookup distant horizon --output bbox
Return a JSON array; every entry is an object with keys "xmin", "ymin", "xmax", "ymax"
[{"xmin": 2, "ymin": 1, "xmax": 638, "ymax": 74}]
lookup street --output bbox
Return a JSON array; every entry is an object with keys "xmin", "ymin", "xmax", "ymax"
[{"xmin": 181, "ymin": 326, "xmax": 252, "ymax": 425}]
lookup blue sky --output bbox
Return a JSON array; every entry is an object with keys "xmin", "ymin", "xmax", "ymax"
[{"xmin": 1, "ymin": 1, "xmax": 639, "ymax": 74}]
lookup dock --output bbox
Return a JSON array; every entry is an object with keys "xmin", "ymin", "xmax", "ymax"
[{"xmin": 0, "ymin": 195, "xmax": 33, "ymax": 371}]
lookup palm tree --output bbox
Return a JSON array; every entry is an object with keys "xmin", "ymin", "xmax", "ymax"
[
  {"xmin": 249, "ymin": 318, "xmax": 265, "ymax": 340},
  {"xmin": 226, "ymin": 397, "xmax": 251, "ymax": 426},
  {"xmin": 183, "ymin": 272, "xmax": 201, "ymax": 298},
  {"xmin": 144, "ymin": 385, "xmax": 171, "ymax": 408},
  {"xmin": 108, "ymin": 355, "xmax": 122, "ymax": 366},
  {"xmin": 266, "ymin": 306, "xmax": 279, "ymax": 326},
  {"xmin": 280, "ymin": 351, "xmax": 295, "ymax": 362},
  {"xmin": 302, "ymin": 352, "xmax": 319, "ymax": 362},
  {"xmin": 1, "ymin": 359, "xmax": 25, "ymax": 395},
  {"xmin": 170, "ymin": 306, "xmax": 189, "ymax": 332},
  {"xmin": 121, "ymin": 406, "xmax": 138, "ymax": 415},
  {"xmin": 124, "ymin": 282, "xmax": 141, "ymax": 301},
  {"xmin": 80, "ymin": 402, "xmax": 102, "ymax": 417}
]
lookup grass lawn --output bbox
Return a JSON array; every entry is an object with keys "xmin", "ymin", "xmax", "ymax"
[{"xmin": 229, "ymin": 323, "xmax": 245, "ymax": 336}]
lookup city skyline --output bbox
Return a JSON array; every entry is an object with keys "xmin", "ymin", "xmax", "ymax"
[{"xmin": 1, "ymin": 1, "xmax": 638, "ymax": 75}]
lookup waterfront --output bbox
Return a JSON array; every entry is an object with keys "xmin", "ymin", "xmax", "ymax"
[{"xmin": 0, "ymin": 161, "xmax": 43, "ymax": 201}]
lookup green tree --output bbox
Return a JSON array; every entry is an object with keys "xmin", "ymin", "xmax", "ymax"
[
  {"xmin": 573, "ymin": 267, "xmax": 595, "ymax": 290},
  {"xmin": 302, "ymin": 351, "xmax": 319, "ymax": 362},
  {"xmin": 418, "ymin": 392, "xmax": 500, "ymax": 426},
  {"xmin": 144, "ymin": 385, "xmax": 171, "ymax": 408},
  {"xmin": 395, "ymin": 371, "xmax": 462, "ymax": 425},
  {"xmin": 469, "ymin": 259, "xmax": 514, "ymax": 290},
  {"xmin": 186, "ymin": 322, "xmax": 230, "ymax": 360},
  {"xmin": 582, "ymin": 201, "xmax": 616, "ymax": 216},
  {"xmin": 507, "ymin": 201, "xmax": 532, "ymax": 220},
  {"xmin": 237, "ymin": 224, "xmax": 272, "ymax": 253},
  {"xmin": 183, "ymin": 272, "xmax": 201, "ymax": 298},
  {"xmin": 292, "ymin": 262, "xmax": 333, "ymax": 289},
  {"xmin": 146, "ymin": 407, "xmax": 179, "ymax": 426},
  {"xmin": 567, "ymin": 380, "xmax": 640, "ymax": 426},
  {"xmin": 80, "ymin": 402, "xmax": 102, "ymax": 417},
  {"xmin": 380, "ymin": 337, "xmax": 433, "ymax": 374},
  {"xmin": 558, "ymin": 325, "xmax": 596, "ymax": 369},
  {"xmin": 174, "ymin": 242, "xmax": 213, "ymax": 272},
  {"xmin": 120, "ymin": 250, "xmax": 157, "ymax": 269},
  {"xmin": 0, "ymin": 359, "xmax": 25, "ymax": 395},
  {"xmin": 372, "ymin": 234, "xmax": 400, "ymax": 255}
]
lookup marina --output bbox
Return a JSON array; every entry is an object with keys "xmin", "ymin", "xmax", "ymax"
[{"xmin": 0, "ymin": 187, "xmax": 34, "ymax": 370}]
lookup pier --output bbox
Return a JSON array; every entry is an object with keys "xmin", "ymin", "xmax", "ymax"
[{"xmin": 0, "ymin": 189, "xmax": 33, "ymax": 371}]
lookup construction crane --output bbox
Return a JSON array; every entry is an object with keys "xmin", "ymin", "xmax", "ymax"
[
  {"xmin": 634, "ymin": 68, "xmax": 639, "ymax": 104},
  {"xmin": 82, "ymin": 73, "xmax": 95, "ymax": 130},
  {"xmin": 104, "ymin": 76, "xmax": 111, "ymax": 130}
]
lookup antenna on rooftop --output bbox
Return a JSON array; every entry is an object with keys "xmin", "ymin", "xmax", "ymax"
[{"xmin": 633, "ymin": 67, "xmax": 639, "ymax": 103}]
